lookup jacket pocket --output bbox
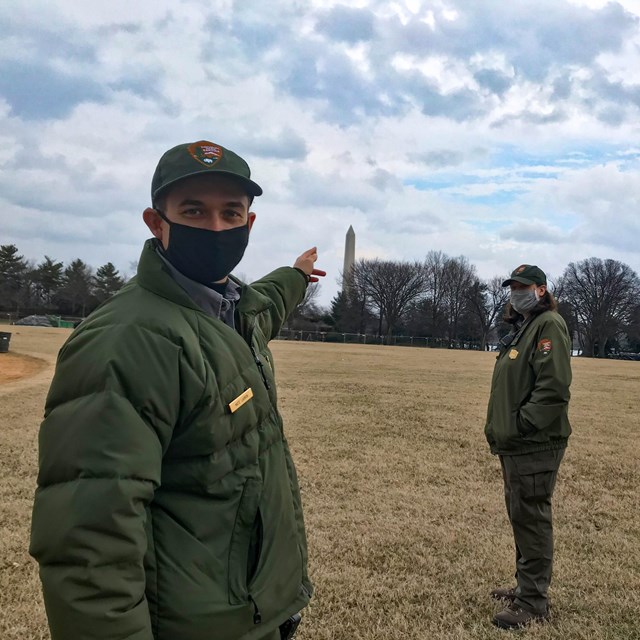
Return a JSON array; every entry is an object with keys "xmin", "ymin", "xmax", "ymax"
[
  {"xmin": 515, "ymin": 410, "xmax": 536, "ymax": 437},
  {"xmin": 228, "ymin": 478, "xmax": 263, "ymax": 604}
]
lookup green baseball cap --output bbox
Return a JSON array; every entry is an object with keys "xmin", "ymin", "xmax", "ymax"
[
  {"xmin": 502, "ymin": 264, "xmax": 547, "ymax": 287},
  {"xmin": 151, "ymin": 140, "xmax": 262, "ymax": 205}
]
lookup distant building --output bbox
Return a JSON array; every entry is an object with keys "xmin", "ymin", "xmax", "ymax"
[{"xmin": 342, "ymin": 225, "xmax": 355, "ymax": 292}]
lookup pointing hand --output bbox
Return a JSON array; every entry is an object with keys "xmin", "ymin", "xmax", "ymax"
[{"xmin": 293, "ymin": 247, "xmax": 326, "ymax": 283}]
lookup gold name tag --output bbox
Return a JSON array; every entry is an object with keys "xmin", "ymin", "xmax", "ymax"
[
  {"xmin": 228, "ymin": 388, "xmax": 253, "ymax": 413},
  {"xmin": 509, "ymin": 349, "xmax": 519, "ymax": 360}
]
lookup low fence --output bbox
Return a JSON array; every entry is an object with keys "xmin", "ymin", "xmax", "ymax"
[
  {"xmin": 0, "ymin": 312, "xmax": 83, "ymax": 327},
  {"xmin": 607, "ymin": 352, "xmax": 640, "ymax": 361},
  {"xmin": 276, "ymin": 329, "xmax": 489, "ymax": 350}
]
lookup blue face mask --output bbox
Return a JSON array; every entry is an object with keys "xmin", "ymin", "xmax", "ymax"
[
  {"xmin": 510, "ymin": 289, "xmax": 538, "ymax": 314},
  {"xmin": 156, "ymin": 210, "xmax": 249, "ymax": 286}
]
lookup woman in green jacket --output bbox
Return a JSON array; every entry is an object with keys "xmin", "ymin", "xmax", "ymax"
[{"xmin": 485, "ymin": 264, "xmax": 572, "ymax": 630}]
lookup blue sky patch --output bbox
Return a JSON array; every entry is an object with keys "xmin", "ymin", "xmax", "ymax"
[{"xmin": 0, "ymin": 60, "xmax": 106, "ymax": 120}]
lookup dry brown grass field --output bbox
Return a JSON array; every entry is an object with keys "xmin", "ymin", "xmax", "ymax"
[{"xmin": 1, "ymin": 327, "xmax": 638, "ymax": 639}]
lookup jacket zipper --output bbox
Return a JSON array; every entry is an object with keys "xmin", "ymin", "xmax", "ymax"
[
  {"xmin": 249, "ymin": 594, "xmax": 262, "ymax": 624},
  {"xmin": 250, "ymin": 343, "xmax": 271, "ymax": 390},
  {"xmin": 242, "ymin": 322, "xmax": 266, "ymax": 628},
  {"xmin": 246, "ymin": 319, "xmax": 271, "ymax": 391}
]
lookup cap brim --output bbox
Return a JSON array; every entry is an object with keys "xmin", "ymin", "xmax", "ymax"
[
  {"xmin": 152, "ymin": 169, "xmax": 263, "ymax": 203},
  {"xmin": 502, "ymin": 276, "xmax": 536, "ymax": 287}
]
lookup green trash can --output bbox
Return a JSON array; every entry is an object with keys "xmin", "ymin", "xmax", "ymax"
[{"xmin": 0, "ymin": 332, "xmax": 11, "ymax": 353}]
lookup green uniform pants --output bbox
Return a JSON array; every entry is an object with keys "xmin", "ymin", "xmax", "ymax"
[
  {"xmin": 258, "ymin": 631, "xmax": 280, "ymax": 640},
  {"xmin": 499, "ymin": 448, "xmax": 565, "ymax": 614}
]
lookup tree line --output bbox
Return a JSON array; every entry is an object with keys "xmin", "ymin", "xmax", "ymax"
[
  {"xmin": 294, "ymin": 251, "xmax": 640, "ymax": 358},
  {"xmin": 0, "ymin": 245, "xmax": 125, "ymax": 318},
  {"xmin": 2, "ymin": 243, "xmax": 639, "ymax": 357}
]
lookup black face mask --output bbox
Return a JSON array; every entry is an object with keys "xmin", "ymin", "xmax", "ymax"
[{"xmin": 156, "ymin": 210, "xmax": 249, "ymax": 286}]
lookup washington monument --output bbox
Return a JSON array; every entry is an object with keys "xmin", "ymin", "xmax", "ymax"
[{"xmin": 342, "ymin": 225, "xmax": 355, "ymax": 291}]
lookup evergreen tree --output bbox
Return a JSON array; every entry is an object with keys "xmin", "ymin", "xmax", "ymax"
[
  {"xmin": 58, "ymin": 259, "xmax": 95, "ymax": 316},
  {"xmin": 0, "ymin": 244, "xmax": 28, "ymax": 312},
  {"xmin": 625, "ymin": 304, "xmax": 640, "ymax": 352},
  {"xmin": 329, "ymin": 290, "xmax": 348, "ymax": 329},
  {"xmin": 93, "ymin": 262, "xmax": 125, "ymax": 304},
  {"xmin": 329, "ymin": 287, "xmax": 372, "ymax": 333},
  {"xmin": 33, "ymin": 256, "xmax": 64, "ymax": 309}
]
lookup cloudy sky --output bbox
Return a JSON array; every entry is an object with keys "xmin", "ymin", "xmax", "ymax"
[{"xmin": 2, "ymin": 0, "xmax": 640, "ymax": 305}]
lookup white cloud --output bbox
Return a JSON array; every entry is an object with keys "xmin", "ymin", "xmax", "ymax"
[{"xmin": 1, "ymin": 0, "xmax": 640, "ymax": 308}]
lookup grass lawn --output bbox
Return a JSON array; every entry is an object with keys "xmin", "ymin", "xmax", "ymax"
[{"xmin": 1, "ymin": 329, "xmax": 638, "ymax": 639}]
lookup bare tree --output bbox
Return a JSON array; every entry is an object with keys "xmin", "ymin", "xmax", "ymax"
[
  {"xmin": 287, "ymin": 283, "xmax": 328, "ymax": 330},
  {"xmin": 558, "ymin": 258, "xmax": 640, "ymax": 357},
  {"xmin": 296, "ymin": 282, "xmax": 321, "ymax": 317},
  {"xmin": 442, "ymin": 255, "xmax": 477, "ymax": 341},
  {"xmin": 352, "ymin": 258, "xmax": 428, "ymax": 341},
  {"xmin": 466, "ymin": 276, "xmax": 509, "ymax": 350},
  {"xmin": 423, "ymin": 250, "xmax": 449, "ymax": 337}
]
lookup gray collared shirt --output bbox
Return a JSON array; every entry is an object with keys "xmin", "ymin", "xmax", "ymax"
[{"xmin": 156, "ymin": 249, "xmax": 241, "ymax": 329}]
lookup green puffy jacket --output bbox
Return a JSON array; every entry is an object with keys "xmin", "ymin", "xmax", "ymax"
[
  {"xmin": 30, "ymin": 240, "xmax": 313, "ymax": 640},
  {"xmin": 485, "ymin": 310, "xmax": 572, "ymax": 456}
]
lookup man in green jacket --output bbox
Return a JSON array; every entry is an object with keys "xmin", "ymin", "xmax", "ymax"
[
  {"xmin": 485, "ymin": 265, "xmax": 572, "ymax": 630},
  {"xmin": 30, "ymin": 140, "xmax": 324, "ymax": 640}
]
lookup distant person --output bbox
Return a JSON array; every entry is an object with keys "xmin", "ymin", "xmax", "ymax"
[
  {"xmin": 30, "ymin": 140, "xmax": 325, "ymax": 640},
  {"xmin": 484, "ymin": 264, "xmax": 572, "ymax": 629}
]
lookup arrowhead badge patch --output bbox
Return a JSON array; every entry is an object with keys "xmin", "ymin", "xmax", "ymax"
[{"xmin": 538, "ymin": 338, "xmax": 552, "ymax": 354}]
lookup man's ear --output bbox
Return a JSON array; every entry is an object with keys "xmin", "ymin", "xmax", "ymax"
[
  {"xmin": 143, "ymin": 208, "xmax": 165, "ymax": 240},
  {"xmin": 247, "ymin": 212, "xmax": 257, "ymax": 232}
]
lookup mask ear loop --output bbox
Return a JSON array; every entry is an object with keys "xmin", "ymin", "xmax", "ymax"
[
  {"xmin": 534, "ymin": 284, "xmax": 547, "ymax": 302},
  {"xmin": 154, "ymin": 208, "xmax": 172, "ymax": 225}
]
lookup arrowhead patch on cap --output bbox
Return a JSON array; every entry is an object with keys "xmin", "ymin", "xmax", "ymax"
[{"xmin": 188, "ymin": 141, "xmax": 223, "ymax": 167}]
